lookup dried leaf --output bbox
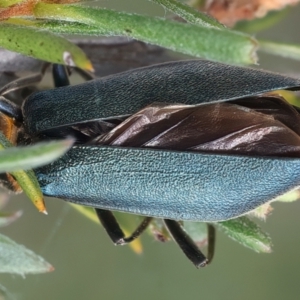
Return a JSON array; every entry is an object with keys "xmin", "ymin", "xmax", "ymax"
[{"xmin": 194, "ymin": 0, "xmax": 300, "ymax": 26}]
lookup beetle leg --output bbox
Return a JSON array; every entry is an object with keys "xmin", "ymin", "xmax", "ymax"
[
  {"xmin": 52, "ymin": 64, "xmax": 95, "ymax": 88},
  {"xmin": 163, "ymin": 219, "xmax": 208, "ymax": 268},
  {"xmin": 74, "ymin": 67, "xmax": 95, "ymax": 81},
  {"xmin": 0, "ymin": 63, "xmax": 48, "ymax": 96},
  {"xmin": 207, "ymin": 224, "xmax": 216, "ymax": 264},
  {"xmin": 52, "ymin": 64, "xmax": 70, "ymax": 88},
  {"xmin": 95, "ymin": 208, "xmax": 152, "ymax": 245}
]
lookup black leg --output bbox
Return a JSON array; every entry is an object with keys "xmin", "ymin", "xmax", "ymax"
[
  {"xmin": 52, "ymin": 64, "xmax": 95, "ymax": 88},
  {"xmin": 95, "ymin": 209, "xmax": 152, "ymax": 245},
  {"xmin": 75, "ymin": 67, "xmax": 95, "ymax": 81},
  {"xmin": 163, "ymin": 219, "xmax": 208, "ymax": 268},
  {"xmin": 207, "ymin": 224, "xmax": 216, "ymax": 264},
  {"xmin": 52, "ymin": 64, "xmax": 70, "ymax": 88}
]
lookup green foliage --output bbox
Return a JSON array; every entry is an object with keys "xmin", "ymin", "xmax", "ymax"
[
  {"xmin": 0, "ymin": 198, "xmax": 52, "ymax": 275},
  {"xmin": 217, "ymin": 217, "xmax": 272, "ymax": 253},
  {"xmin": 0, "ymin": 233, "xmax": 53, "ymax": 275},
  {"xmin": 0, "ymin": 23, "xmax": 93, "ymax": 70},
  {"xmin": 0, "ymin": 0, "xmax": 299, "ymax": 274}
]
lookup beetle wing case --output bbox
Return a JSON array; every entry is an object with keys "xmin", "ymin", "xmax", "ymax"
[
  {"xmin": 23, "ymin": 60, "xmax": 300, "ymax": 135},
  {"xmin": 35, "ymin": 146, "xmax": 300, "ymax": 222}
]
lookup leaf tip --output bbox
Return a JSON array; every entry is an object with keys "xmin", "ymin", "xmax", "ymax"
[
  {"xmin": 130, "ymin": 239, "xmax": 143, "ymax": 254},
  {"xmin": 48, "ymin": 265, "xmax": 55, "ymax": 272},
  {"xmin": 63, "ymin": 51, "xmax": 94, "ymax": 72},
  {"xmin": 41, "ymin": 209, "xmax": 48, "ymax": 215},
  {"xmin": 34, "ymin": 197, "xmax": 47, "ymax": 214}
]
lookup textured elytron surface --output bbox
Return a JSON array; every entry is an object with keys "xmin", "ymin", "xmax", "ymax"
[
  {"xmin": 23, "ymin": 60, "xmax": 300, "ymax": 134},
  {"xmin": 35, "ymin": 146, "xmax": 300, "ymax": 222}
]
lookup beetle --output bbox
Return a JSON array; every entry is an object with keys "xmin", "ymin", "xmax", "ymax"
[{"xmin": 2, "ymin": 59, "xmax": 300, "ymax": 267}]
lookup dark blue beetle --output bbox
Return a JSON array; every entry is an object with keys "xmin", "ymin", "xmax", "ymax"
[
  {"xmin": 3, "ymin": 59, "xmax": 300, "ymax": 267},
  {"xmin": 23, "ymin": 60, "xmax": 300, "ymax": 221}
]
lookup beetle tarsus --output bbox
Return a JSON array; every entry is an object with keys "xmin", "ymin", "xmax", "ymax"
[{"xmin": 164, "ymin": 219, "xmax": 208, "ymax": 268}]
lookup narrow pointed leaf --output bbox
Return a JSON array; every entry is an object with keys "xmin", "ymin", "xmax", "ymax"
[
  {"xmin": 235, "ymin": 9, "xmax": 290, "ymax": 33},
  {"xmin": 11, "ymin": 169, "xmax": 45, "ymax": 213},
  {"xmin": 0, "ymin": 132, "xmax": 45, "ymax": 212},
  {"xmin": 0, "ymin": 233, "xmax": 53, "ymax": 275},
  {"xmin": 259, "ymin": 39, "xmax": 300, "ymax": 61},
  {"xmin": 148, "ymin": 0, "xmax": 224, "ymax": 28},
  {"xmin": 0, "ymin": 23, "xmax": 93, "ymax": 70},
  {"xmin": 0, "ymin": 139, "xmax": 74, "ymax": 172},
  {"xmin": 33, "ymin": 3, "xmax": 257, "ymax": 64},
  {"xmin": 0, "ymin": 132, "xmax": 73, "ymax": 213},
  {"xmin": 216, "ymin": 217, "xmax": 272, "ymax": 253}
]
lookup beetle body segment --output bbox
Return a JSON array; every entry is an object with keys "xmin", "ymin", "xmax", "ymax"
[
  {"xmin": 23, "ymin": 60, "xmax": 300, "ymax": 135},
  {"xmin": 35, "ymin": 146, "xmax": 300, "ymax": 222}
]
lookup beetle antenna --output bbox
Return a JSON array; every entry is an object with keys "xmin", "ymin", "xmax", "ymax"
[
  {"xmin": 0, "ymin": 63, "xmax": 48, "ymax": 96},
  {"xmin": 0, "ymin": 96, "xmax": 22, "ymax": 122}
]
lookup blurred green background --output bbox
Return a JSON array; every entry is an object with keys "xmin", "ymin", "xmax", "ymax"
[{"xmin": 1, "ymin": 1, "xmax": 300, "ymax": 299}]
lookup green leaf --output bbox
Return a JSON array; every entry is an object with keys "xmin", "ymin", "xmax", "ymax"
[
  {"xmin": 235, "ymin": 9, "xmax": 289, "ymax": 33},
  {"xmin": 0, "ymin": 138, "xmax": 74, "ymax": 172},
  {"xmin": 11, "ymin": 169, "xmax": 46, "ymax": 213},
  {"xmin": 32, "ymin": 3, "xmax": 257, "ymax": 65},
  {"xmin": 148, "ymin": 0, "xmax": 224, "ymax": 28},
  {"xmin": 0, "ymin": 233, "xmax": 53, "ymax": 275},
  {"xmin": 0, "ymin": 133, "xmax": 73, "ymax": 213},
  {"xmin": 259, "ymin": 39, "xmax": 300, "ymax": 61},
  {"xmin": 0, "ymin": 23, "xmax": 93, "ymax": 70},
  {"xmin": 217, "ymin": 216, "xmax": 272, "ymax": 253}
]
